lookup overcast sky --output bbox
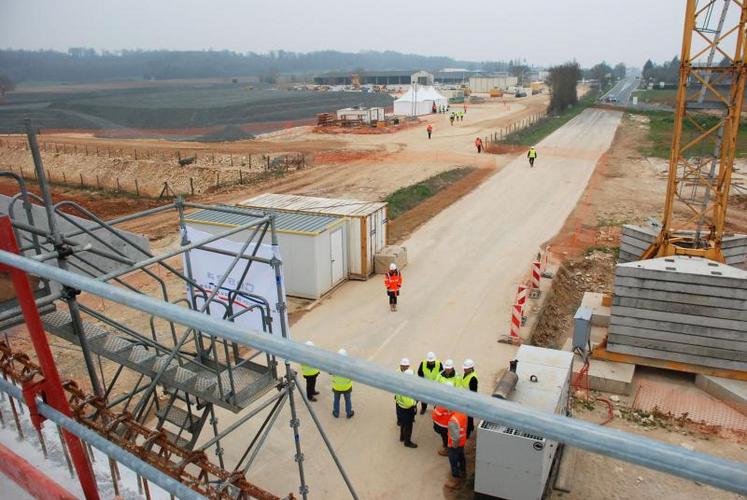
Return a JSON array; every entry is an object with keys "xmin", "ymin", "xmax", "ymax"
[{"xmin": 0, "ymin": 0, "xmax": 685, "ymax": 67}]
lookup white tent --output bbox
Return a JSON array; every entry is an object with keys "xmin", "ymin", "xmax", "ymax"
[{"xmin": 393, "ymin": 85, "xmax": 448, "ymax": 116}]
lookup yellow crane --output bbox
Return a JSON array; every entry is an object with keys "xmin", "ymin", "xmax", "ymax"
[{"xmin": 643, "ymin": 0, "xmax": 747, "ymax": 262}]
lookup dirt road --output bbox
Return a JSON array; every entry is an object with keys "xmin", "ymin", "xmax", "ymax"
[{"xmin": 206, "ymin": 108, "xmax": 623, "ymax": 497}]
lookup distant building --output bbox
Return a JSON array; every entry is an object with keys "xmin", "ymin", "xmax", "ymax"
[
  {"xmin": 336, "ymin": 106, "xmax": 386, "ymax": 124},
  {"xmin": 313, "ymin": 70, "xmax": 433, "ymax": 86},
  {"xmin": 468, "ymin": 76, "xmax": 519, "ymax": 93}
]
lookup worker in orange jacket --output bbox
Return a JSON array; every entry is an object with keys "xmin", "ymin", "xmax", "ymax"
[
  {"xmin": 445, "ymin": 410, "xmax": 468, "ymax": 488},
  {"xmin": 475, "ymin": 136, "xmax": 483, "ymax": 153},
  {"xmin": 384, "ymin": 263, "xmax": 402, "ymax": 312},
  {"xmin": 431, "ymin": 380, "xmax": 454, "ymax": 456},
  {"xmin": 427, "ymin": 124, "xmax": 433, "ymax": 139}
]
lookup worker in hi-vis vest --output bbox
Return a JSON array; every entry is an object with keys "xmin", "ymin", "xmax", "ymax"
[
  {"xmin": 301, "ymin": 340, "xmax": 321, "ymax": 401},
  {"xmin": 445, "ymin": 410, "xmax": 468, "ymax": 489},
  {"xmin": 431, "ymin": 387, "xmax": 453, "ymax": 456},
  {"xmin": 331, "ymin": 349, "xmax": 354, "ymax": 419},
  {"xmin": 417, "ymin": 352, "xmax": 443, "ymax": 414},
  {"xmin": 527, "ymin": 146, "xmax": 538, "ymax": 167},
  {"xmin": 459, "ymin": 358, "xmax": 478, "ymax": 438},
  {"xmin": 395, "ymin": 369, "xmax": 418, "ymax": 448}
]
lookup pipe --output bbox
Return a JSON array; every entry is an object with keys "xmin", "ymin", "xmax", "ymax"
[
  {"xmin": 0, "ymin": 378, "xmax": 205, "ymax": 500},
  {"xmin": 0, "ymin": 248, "xmax": 746, "ymax": 495},
  {"xmin": 493, "ymin": 359, "xmax": 519, "ymax": 400}
]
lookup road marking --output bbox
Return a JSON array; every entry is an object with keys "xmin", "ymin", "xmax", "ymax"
[{"xmin": 367, "ymin": 320, "xmax": 409, "ymax": 361}]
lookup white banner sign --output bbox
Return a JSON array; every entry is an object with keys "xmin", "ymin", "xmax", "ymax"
[{"xmin": 184, "ymin": 226, "xmax": 289, "ymax": 337}]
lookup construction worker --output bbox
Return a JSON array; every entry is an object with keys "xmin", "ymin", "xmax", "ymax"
[
  {"xmin": 384, "ymin": 263, "xmax": 402, "ymax": 312},
  {"xmin": 445, "ymin": 410, "xmax": 468, "ymax": 489},
  {"xmin": 459, "ymin": 358, "xmax": 478, "ymax": 438},
  {"xmin": 399, "ymin": 357, "xmax": 410, "ymax": 372},
  {"xmin": 432, "ymin": 102, "xmax": 437, "ymax": 114},
  {"xmin": 475, "ymin": 136, "xmax": 483, "ymax": 153},
  {"xmin": 427, "ymin": 123, "xmax": 433, "ymax": 139},
  {"xmin": 459, "ymin": 111, "xmax": 464, "ymax": 122},
  {"xmin": 439, "ymin": 359, "xmax": 457, "ymax": 384},
  {"xmin": 331, "ymin": 349, "xmax": 354, "ymax": 419},
  {"xmin": 395, "ymin": 369, "xmax": 418, "ymax": 448},
  {"xmin": 301, "ymin": 341, "xmax": 321, "ymax": 401},
  {"xmin": 527, "ymin": 146, "xmax": 537, "ymax": 167},
  {"xmin": 449, "ymin": 113, "xmax": 455, "ymax": 126},
  {"xmin": 417, "ymin": 352, "xmax": 443, "ymax": 414},
  {"xmin": 431, "ymin": 382, "xmax": 454, "ymax": 456}
]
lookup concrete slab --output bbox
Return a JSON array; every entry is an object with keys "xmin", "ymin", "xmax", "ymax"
[
  {"xmin": 612, "ymin": 285, "xmax": 747, "ymax": 310},
  {"xmin": 553, "ymin": 446, "xmax": 578, "ymax": 493},
  {"xmin": 615, "ymin": 275, "xmax": 747, "ymax": 300},
  {"xmin": 617, "ymin": 256, "xmax": 747, "ymax": 289},
  {"xmin": 611, "ymin": 305, "xmax": 746, "ymax": 332},
  {"xmin": 562, "ymin": 338, "xmax": 636, "ymax": 395},
  {"xmin": 613, "ymin": 296, "xmax": 747, "ymax": 321},
  {"xmin": 608, "ymin": 323, "xmax": 747, "ymax": 351},
  {"xmin": 695, "ymin": 374, "xmax": 747, "ymax": 417},
  {"xmin": 580, "ymin": 292, "xmax": 611, "ymax": 326},
  {"xmin": 607, "ymin": 343, "xmax": 747, "ymax": 371}
]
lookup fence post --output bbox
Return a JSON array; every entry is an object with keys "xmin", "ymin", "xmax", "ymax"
[
  {"xmin": 135, "ymin": 179, "xmax": 140, "ymax": 197},
  {"xmin": 239, "ymin": 169, "xmax": 243, "ymax": 184},
  {"xmin": 134, "ymin": 149, "xmax": 137, "ymax": 161},
  {"xmin": 215, "ymin": 172, "xmax": 220, "ymax": 189},
  {"xmin": 96, "ymin": 175, "xmax": 100, "ymax": 189},
  {"xmin": 190, "ymin": 177, "xmax": 195, "ymax": 196},
  {"xmin": 266, "ymin": 155, "xmax": 270, "ymax": 171},
  {"xmin": 116, "ymin": 178, "xmax": 121, "ymax": 192},
  {"xmin": 230, "ymin": 154, "xmax": 233, "ymax": 167},
  {"xmin": 79, "ymin": 173, "xmax": 84, "ymax": 187}
]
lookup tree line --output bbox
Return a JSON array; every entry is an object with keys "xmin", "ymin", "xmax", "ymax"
[{"xmin": 0, "ymin": 48, "xmax": 519, "ymax": 84}]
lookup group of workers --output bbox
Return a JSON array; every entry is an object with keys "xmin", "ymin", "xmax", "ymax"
[
  {"xmin": 299, "ymin": 350, "xmax": 478, "ymax": 489},
  {"xmin": 395, "ymin": 354, "xmax": 478, "ymax": 488}
]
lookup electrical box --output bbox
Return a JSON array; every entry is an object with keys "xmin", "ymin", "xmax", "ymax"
[
  {"xmin": 572, "ymin": 306, "xmax": 593, "ymax": 351},
  {"xmin": 474, "ymin": 346, "xmax": 573, "ymax": 500}
]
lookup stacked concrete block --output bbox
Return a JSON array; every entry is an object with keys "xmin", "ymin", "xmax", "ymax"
[
  {"xmin": 619, "ymin": 225, "xmax": 747, "ymax": 269},
  {"xmin": 608, "ymin": 256, "xmax": 747, "ymax": 371}
]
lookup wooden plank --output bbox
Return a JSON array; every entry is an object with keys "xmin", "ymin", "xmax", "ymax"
[
  {"xmin": 607, "ymin": 334, "xmax": 746, "ymax": 362},
  {"xmin": 591, "ymin": 345, "xmax": 747, "ymax": 381},
  {"xmin": 605, "ymin": 343, "xmax": 747, "ymax": 372}
]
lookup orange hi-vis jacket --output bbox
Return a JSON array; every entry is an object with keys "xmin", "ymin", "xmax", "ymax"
[
  {"xmin": 432, "ymin": 405, "xmax": 452, "ymax": 428},
  {"xmin": 475, "ymin": 137, "xmax": 482, "ymax": 147},
  {"xmin": 448, "ymin": 411, "xmax": 468, "ymax": 447},
  {"xmin": 385, "ymin": 271, "xmax": 402, "ymax": 292}
]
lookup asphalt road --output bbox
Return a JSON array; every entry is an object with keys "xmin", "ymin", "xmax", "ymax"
[
  {"xmin": 600, "ymin": 76, "xmax": 640, "ymax": 105},
  {"xmin": 208, "ymin": 108, "xmax": 623, "ymax": 498}
]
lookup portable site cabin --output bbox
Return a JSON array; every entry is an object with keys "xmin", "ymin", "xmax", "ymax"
[
  {"xmin": 183, "ymin": 207, "xmax": 348, "ymax": 300},
  {"xmin": 336, "ymin": 106, "xmax": 386, "ymax": 124},
  {"xmin": 393, "ymin": 85, "xmax": 448, "ymax": 116},
  {"xmin": 240, "ymin": 193, "xmax": 387, "ymax": 279}
]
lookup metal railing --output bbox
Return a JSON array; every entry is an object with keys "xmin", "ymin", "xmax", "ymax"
[{"xmin": 1, "ymin": 248, "xmax": 745, "ymax": 495}]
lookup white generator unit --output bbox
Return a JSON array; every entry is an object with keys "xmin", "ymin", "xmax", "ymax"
[{"xmin": 475, "ymin": 346, "xmax": 573, "ymax": 500}]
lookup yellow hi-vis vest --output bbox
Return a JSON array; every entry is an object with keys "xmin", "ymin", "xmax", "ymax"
[
  {"xmin": 459, "ymin": 371, "xmax": 478, "ymax": 390},
  {"xmin": 420, "ymin": 360, "xmax": 441, "ymax": 381},
  {"xmin": 332, "ymin": 375, "xmax": 352, "ymax": 392},
  {"xmin": 301, "ymin": 364, "xmax": 319, "ymax": 377},
  {"xmin": 528, "ymin": 148, "xmax": 537, "ymax": 158},
  {"xmin": 395, "ymin": 393, "xmax": 416, "ymax": 409}
]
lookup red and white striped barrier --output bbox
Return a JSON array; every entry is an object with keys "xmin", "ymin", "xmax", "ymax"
[
  {"xmin": 530, "ymin": 260, "xmax": 541, "ymax": 289},
  {"xmin": 509, "ymin": 303, "xmax": 524, "ymax": 342},
  {"xmin": 516, "ymin": 283, "xmax": 528, "ymax": 309}
]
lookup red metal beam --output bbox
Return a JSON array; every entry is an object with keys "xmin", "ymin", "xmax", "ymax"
[
  {"xmin": 0, "ymin": 441, "xmax": 78, "ymax": 500},
  {"xmin": 0, "ymin": 216, "xmax": 100, "ymax": 500}
]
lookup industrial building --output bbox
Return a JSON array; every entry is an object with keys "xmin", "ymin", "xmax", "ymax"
[
  {"xmin": 336, "ymin": 106, "xmax": 386, "ymax": 124},
  {"xmin": 469, "ymin": 75, "xmax": 520, "ymax": 93},
  {"xmin": 313, "ymin": 70, "xmax": 434, "ymax": 86},
  {"xmin": 240, "ymin": 193, "xmax": 388, "ymax": 279}
]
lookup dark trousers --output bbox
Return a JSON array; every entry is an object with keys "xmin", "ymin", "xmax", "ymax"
[
  {"xmin": 447, "ymin": 447, "xmax": 466, "ymax": 478},
  {"xmin": 477, "ymin": 145, "xmax": 482, "ymax": 153},
  {"xmin": 420, "ymin": 401, "xmax": 428, "ymax": 413},
  {"xmin": 427, "ymin": 131, "xmax": 432, "ymax": 139},
  {"xmin": 433, "ymin": 423, "xmax": 448, "ymax": 447},
  {"xmin": 529, "ymin": 157, "xmax": 535, "ymax": 166},
  {"xmin": 387, "ymin": 291, "xmax": 398, "ymax": 305},
  {"xmin": 304, "ymin": 374, "xmax": 318, "ymax": 399},
  {"xmin": 467, "ymin": 416, "xmax": 474, "ymax": 439}
]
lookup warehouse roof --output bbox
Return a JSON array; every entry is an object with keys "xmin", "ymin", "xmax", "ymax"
[
  {"xmin": 184, "ymin": 206, "xmax": 341, "ymax": 236},
  {"xmin": 241, "ymin": 193, "xmax": 387, "ymax": 217}
]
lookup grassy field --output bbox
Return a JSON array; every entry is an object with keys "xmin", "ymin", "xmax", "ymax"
[
  {"xmin": 634, "ymin": 88, "xmax": 677, "ymax": 107},
  {"xmin": 385, "ymin": 167, "xmax": 475, "ymax": 220},
  {"xmin": 631, "ymin": 109, "xmax": 747, "ymax": 158},
  {"xmin": 0, "ymin": 82, "xmax": 394, "ymax": 135},
  {"xmin": 499, "ymin": 89, "xmax": 600, "ymax": 146}
]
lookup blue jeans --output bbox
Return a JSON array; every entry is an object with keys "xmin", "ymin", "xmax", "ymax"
[
  {"xmin": 333, "ymin": 390, "xmax": 352, "ymax": 417},
  {"xmin": 447, "ymin": 447, "xmax": 466, "ymax": 478}
]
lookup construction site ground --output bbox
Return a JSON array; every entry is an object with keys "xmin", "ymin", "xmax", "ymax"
[{"xmin": 3, "ymin": 96, "xmax": 747, "ymax": 499}]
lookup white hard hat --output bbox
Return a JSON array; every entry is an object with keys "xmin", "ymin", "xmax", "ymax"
[
  {"xmin": 400, "ymin": 357, "xmax": 410, "ymax": 367},
  {"xmin": 463, "ymin": 358, "xmax": 475, "ymax": 370},
  {"xmin": 443, "ymin": 359, "xmax": 454, "ymax": 370},
  {"xmin": 445, "ymin": 381, "xmax": 454, "ymax": 387},
  {"xmin": 405, "ymin": 368, "xmax": 414, "ymax": 375},
  {"xmin": 305, "ymin": 340, "xmax": 314, "ymax": 346},
  {"xmin": 426, "ymin": 352, "xmax": 436, "ymax": 362},
  {"xmin": 389, "ymin": 263, "xmax": 397, "ymax": 271},
  {"xmin": 338, "ymin": 348, "xmax": 347, "ymax": 356}
]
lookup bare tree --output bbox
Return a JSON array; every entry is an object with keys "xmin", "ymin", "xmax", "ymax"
[{"xmin": 0, "ymin": 73, "xmax": 15, "ymax": 98}]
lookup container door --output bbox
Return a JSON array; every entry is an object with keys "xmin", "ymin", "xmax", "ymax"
[
  {"xmin": 368, "ymin": 214, "xmax": 376, "ymax": 274},
  {"xmin": 330, "ymin": 228, "xmax": 344, "ymax": 285}
]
